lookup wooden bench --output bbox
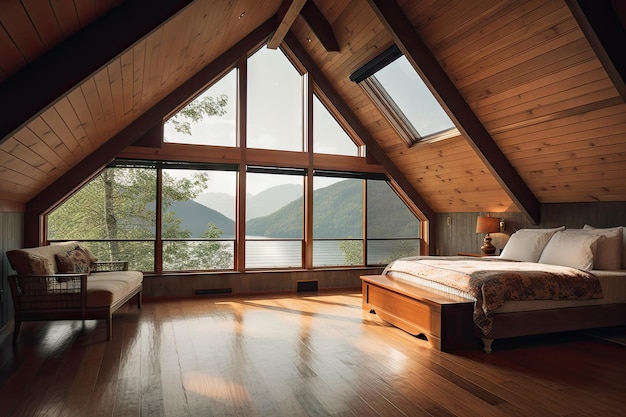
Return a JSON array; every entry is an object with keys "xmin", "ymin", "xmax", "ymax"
[{"xmin": 361, "ymin": 275, "xmax": 480, "ymax": 351}]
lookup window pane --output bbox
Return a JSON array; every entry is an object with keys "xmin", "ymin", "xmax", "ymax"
[
  {"xmin": 313, "ymin": 95, "xmax": 359, "ymax": 156},
  {"xmin": 246, "ymin": 239, "xmax": 302, "ymax": 268},
  {"xmin": 85, "ymin": 240, "xmax": 155, "ymax": 272},
  {"xmin": 163, "ymin": 240, "xmax": 234, "ymax": 270},
  {"xmin": 313, "ymin": 177, "xmax": 362, "ymax": 239},
  {"xmin": 374, "ymin": 55, "xmax": 454, "ymax": 137},
  {"xmin": 367, "ymin": 180, "xmax": 419, "ymax": 238},
  {"xmin": 247, "ymin": 48, "xmax": 303, "ymax": 151},
  {"xmin": 164, "ymin": 69, "xmax": 237, "ymax": 146},
  {"xmin": 313, "ymin": 177, "xmax": 363, "ymax": 266},
  {"xmin": 245, "ymin": 171, "xmax": 304, "ymax": 268},
  {"xmin": 48, "ymin": 167, "xmax": 157, "ymax": 241},
  {"xmin": 313, "ymin": 239, "xmax": 363, "ymax": 266},
  {"xmin": 162, "ymin": 169, "xmax": 236, "ymax": 270},
  {"xmin": 367, "ymin": 239, "xmax": 420, "ymax": 265},
  {"xmin": 367, "ymin": 180, "xmax": 420, "ymax": 264}
]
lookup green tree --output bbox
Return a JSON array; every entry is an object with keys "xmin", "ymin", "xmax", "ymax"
[
  {"xmin": 168, "ymin": 94, "xmax": 228, "ymax": 136},
  {"xmin": 48, "ymin": 167, "xmax": 231, "ymax": 271}
]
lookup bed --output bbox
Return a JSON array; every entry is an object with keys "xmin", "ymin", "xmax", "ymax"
[{"xmin": 362, "ymin": 225, "xmax": 626, "ymax": 352}]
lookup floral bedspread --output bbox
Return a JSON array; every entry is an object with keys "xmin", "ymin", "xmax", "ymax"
[{"xmin": 383, "ymin": 256, "xmax": 603, "ymax": 335}]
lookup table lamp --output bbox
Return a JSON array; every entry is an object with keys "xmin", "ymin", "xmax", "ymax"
[{"xmin": 476, "ymin": 216, "xmax": 500, "ymax": 254}]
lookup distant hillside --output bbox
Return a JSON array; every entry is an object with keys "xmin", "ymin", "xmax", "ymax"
[
  {"xmin": 195, "ymin": 184, "xmax": 301, "ymax": 221},
  {"xmin": 246, "ymin": 180, "xmax": 419, "ymax": 238},
  {"xmin": 246, "ymin": 184, "xmax": 301, "ymax": 220},
  {"xmin": 167, "ymin": 200, "xmax": 235, "ymax": 238},
  {"xmin": 195, "ymin": 192, "xmax": 235, "ymax": 220},
  {"xmin": 247, "ymin": 180, "xmax": 363, "ymax": 238}
]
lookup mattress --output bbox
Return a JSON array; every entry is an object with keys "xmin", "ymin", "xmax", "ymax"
[{"xmin": 386, "ymin": 268, "xmax": 626, "ymax": 314}]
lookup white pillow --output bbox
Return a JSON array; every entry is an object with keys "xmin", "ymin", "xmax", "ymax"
[
  {"xmin": 581, "ymin": 225, "xmax": 623, "ymax": 270},
  {"xmin": 538, "ymin": 231, "xmax": 605, "ymax": 270},
  {"xmin": 500, "ymin": 227, "xmax": 564, "ymax": 262}
]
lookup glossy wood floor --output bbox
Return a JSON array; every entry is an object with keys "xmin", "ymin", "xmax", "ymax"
[{"xmin": 1, "ymin": 291, "xmax": 625, "ymax": 417}]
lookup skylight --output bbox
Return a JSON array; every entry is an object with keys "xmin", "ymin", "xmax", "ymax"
[{"xmin": 351, "ymin": 45, "xmax": 457, "ymax": 145}]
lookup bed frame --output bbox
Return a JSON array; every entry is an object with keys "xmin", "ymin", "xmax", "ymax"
[{"xmin": 361, "ymin": 274, "xmax": 626, "ymax": 352}]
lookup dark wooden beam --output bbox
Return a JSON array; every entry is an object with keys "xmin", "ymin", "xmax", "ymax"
[
  {"xmin": 267, "ymin": 0, "xmax": 308, "ymax": 49},
  {"xmin": 367, "ymin": 0, "xmax": 541, "ymax": 224},
  {"xmin": 0, "ymin": 0, "xmax": 193, "ymax": 145},
  {"xmin": 284, "ymin": 32, "xmax": 437, "ymax": 252},
  {"xmin": 23, "ymin": 19, "xmax": 275, "ymax": 246},
  {"xmin": 567, "ymin": 0, "xmax": 626, "ymax": 102},
  {"xmin": 300, "ymin": 1, "xmax": 340, "ymax": 52}
]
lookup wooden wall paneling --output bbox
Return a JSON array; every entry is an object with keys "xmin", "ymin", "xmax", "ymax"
[
  {"xmin": 66, "ymin": 87, "xmax": 101, "ymax": 151},
  {"xmin": 27, "ymin": 117, "xmax": 74, "ymax": 165},
  {"xmin": 450, "ymin": 8, "xmax": 577, "ymax": 85},
  {"xmin": 20, "ymin": 0, "xmax": 64, "ymax": 50},
  {"xmin": 0, "ymin": 211, "xmax": 24, "ymax": 329},
  {"xmin": 40, "ymin": 107, "xmax": 88, "ymax": 161},
  {"xmin": 479, "ymin": 73, "xmax": 615, "ymax": 123},
  {"xmin": 80, "ymin": 78, "xmax": 110, "ymax": 139},
  {"xmin": 94, "ymin": 64, "xmax": 119, "ymax": 135},
  {"xmin": 120, "ymin": 50, "xmax": 136, "ymax": 126},
  {"xmin": 107, "ymin": 60, "xmax": 126, "ymax": 131},
  {"xmin": 436, "ymin": 202, "xmax": 626, "ymax": 256},
  {"xmin": 0, "ymin": 1, "xmax": 44, "ymax": 63},
  {"xmin": 541, "ymin": 202, "xmax": 626, "ymax": 228},
  {"xmin": 53, "ymin": 97, "xmax": 94, "ymax": 155},
  {"xmin": 50, "ymin": 0, "xmax": 82, "ymax": 35},
  {"xmin": 459, "ymin": 38, "xmax": 595, "ymax": 97},
  {"xmin": 495, "ymin": 106, "xmax": 626, "ymax": 145}
]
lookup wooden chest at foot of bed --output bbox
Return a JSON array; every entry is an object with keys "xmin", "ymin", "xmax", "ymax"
[{"xmin": 361, "ymin": 275, "xmax": 480, "ymax": 351}]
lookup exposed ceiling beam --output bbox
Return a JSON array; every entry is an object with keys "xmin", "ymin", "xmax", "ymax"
[
  {"xmin": 300, "ymin": 1, "xmax": 340, "ymax": 52},
  {"xmin": 283, "ymin": 33, "xmax": 436, "ymax": 225},
  {"xmin": 267, "ymin": 0, "xmax": 308, "ymax": 49},
  {"xmin": 567, "ymin": 0, "xmax": 626, "ymax": 102},
  {"xmin": 0, "ymin": 0, "xmax": 193, "ymax": 145},
  {"xmin": 24, "ymin": 19, "xmax": 276, "ymax": 245},
  {"xmin": 367, "ymin": 0, "xmax": 541, "ymax": 224}
]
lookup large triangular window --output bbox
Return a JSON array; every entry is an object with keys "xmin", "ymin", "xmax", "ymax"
[{"xmin": 351, "ymin": 45, "xmax": 458, "ymax": 146}]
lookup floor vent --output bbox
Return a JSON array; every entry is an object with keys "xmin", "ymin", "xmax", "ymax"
[
  {"xmin": 297, "ymin": 280, "xmax": 318, "ymax": 293},
  {"xmin": 194, "ymin": 288, "xmax": 232, "ymax": 296}
]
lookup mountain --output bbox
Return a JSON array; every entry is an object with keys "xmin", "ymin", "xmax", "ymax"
[
  {"xmin": 195, "ymin": 184, "xmax": 302, "ymax": 221},
  {"xmin": 246, "ymin": 184, "xmax": 301, "ymax": 220},
  {"xmin": 246, "ymin": 180, "xmax": 363, "ymax": 238},
  {"xmin": 246, "ymin": 180, "xmax": 420, "ymax": 238},
  {"xmin": 195, "ymin": 192, "xmax": 235, "ymax": 220},
  {"xmin": 167, "ymin": 200, "xmax": 235, "ymax": 238}
]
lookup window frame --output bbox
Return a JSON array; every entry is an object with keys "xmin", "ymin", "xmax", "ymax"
[{"xmin": 351, "ymin": 45, "xmax": 458, "ymax": 147}]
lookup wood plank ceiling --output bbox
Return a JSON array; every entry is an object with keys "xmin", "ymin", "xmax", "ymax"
[{"xmin": 0, "ymin": 0, "xmax": 625, "ymax": 221}]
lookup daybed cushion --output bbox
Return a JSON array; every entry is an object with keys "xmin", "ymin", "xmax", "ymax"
[
  {"xmin": 7, "ymin": 241, "xmax": 96, "ymax": 275},
  {"xmin": 538, "ymin": 231, "xmax": 604, "ymax": 270},
  {"xmin": 86, "ymin": 270, "xmax": 143, "ymax": 307},
  {"xmin": 582, "ymin": 225, "xmax": 624, "ymax": 270},
  {"xmin": 500, "ymin": 226, "xmax": 565, "ymax": 262}
]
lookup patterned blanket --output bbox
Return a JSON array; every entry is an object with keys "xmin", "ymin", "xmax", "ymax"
[{"xmin": 383, "ymin": 256, "xmax": 603, "ymax": 335}]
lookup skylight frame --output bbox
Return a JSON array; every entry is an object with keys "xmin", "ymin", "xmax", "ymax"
[{"xmin": 351, "ymin": 45, "xmax": 458, "ymax": 147}]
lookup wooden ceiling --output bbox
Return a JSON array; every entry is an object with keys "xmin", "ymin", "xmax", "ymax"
[{"xmin": 0, "ymin": 0, "xmax": 625, "ymax": 223}]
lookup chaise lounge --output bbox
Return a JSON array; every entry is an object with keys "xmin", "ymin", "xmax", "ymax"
[{"xmin": 6, "ymin": 241, "xmax": 143, "ymax": 343}]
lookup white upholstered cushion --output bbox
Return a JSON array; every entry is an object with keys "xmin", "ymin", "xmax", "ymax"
[
  {"xmin": 500, "ymin": 227, "xmax": 564, "ymax": 262},
  {"xmin": 581, "ymin": 225, "xmax": 623, "ymax": 270},
  {"xmin": 538, "ymin": 231, "xmax": 605, "ymax": 270}
]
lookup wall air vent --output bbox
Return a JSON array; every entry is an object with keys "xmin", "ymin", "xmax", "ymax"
[{"xmin": 297, "ymin": 281, "xmax": 318, "ymax": 293}]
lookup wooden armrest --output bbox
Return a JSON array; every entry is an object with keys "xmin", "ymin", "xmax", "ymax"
[{"xmin": 92, "ymin": 261, "xmax": 128, "ymax": 272}]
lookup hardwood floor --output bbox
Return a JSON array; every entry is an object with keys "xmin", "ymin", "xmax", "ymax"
[{"xmin": 1, "ymin": 290, "xmax": 625, "ymax": 417}]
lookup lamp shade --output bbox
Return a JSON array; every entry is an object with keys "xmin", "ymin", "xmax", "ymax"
[{"xmin": 476, "ymin": 216, "xmax": 500, "ymax": 234}]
